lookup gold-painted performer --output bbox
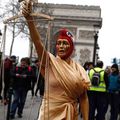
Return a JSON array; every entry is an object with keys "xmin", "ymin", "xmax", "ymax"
[{"xmin": 21, "ymin": 1, "xmax": 91, "ymax": 120}]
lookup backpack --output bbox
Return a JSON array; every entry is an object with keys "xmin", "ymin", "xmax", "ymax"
[{"xmin": 91, "ymin": 69, "xmax": 104, "ymax": 86}]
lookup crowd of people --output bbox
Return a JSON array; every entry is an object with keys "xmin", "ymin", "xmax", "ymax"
[
  {"xmin": 1, "ymin": 55, "xmax": 120, "ymax": 120},
  {"xmin": 0, "ymin": 56, "xmax": 44, "ymax": 119},
  {"xmin": 83, "ymin": 61, "xmax": 120, "ymax": 120}
]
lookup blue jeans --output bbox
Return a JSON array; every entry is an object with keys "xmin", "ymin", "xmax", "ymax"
[{"xmin": 10, "ymin": 88, "xmax": 28, "ymax": 116}]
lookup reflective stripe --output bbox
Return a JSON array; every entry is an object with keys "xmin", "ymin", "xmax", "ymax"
[{"xmin": 90, "ymin": 86, "xmax": 106, "ymax": 92}]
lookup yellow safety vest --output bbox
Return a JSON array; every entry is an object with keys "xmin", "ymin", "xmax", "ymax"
[{"xmin": 89, "ymin": 67, "xmax": 106, "ymax": 92}]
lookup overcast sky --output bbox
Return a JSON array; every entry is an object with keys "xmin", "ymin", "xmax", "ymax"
[{"xmin": 0, "ymin": 0, "xmax": 120, "ymax": 67}]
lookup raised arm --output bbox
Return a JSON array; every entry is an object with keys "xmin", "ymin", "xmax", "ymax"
[{"xmin": 21, "ymin": 1, "xmax": 47, "ymax": 71}]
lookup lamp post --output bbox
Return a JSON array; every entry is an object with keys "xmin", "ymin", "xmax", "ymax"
[
  {"xmin": 0, "ymin": 29, "xmax": 2, "ymax": 50},
  {"xmin": 0, "ymin": 29, "xmax": 2, "ymax": 67},
  {"xmin": 0, "ymin": 30, "xmax": 2, "ymax": 36},
  {"xmin": 93, "ymin": 31, "xmax": 99, "ymax": 66},
  {"xmin": 0, "ymin": 30, "xmax": 2, "ymax": 40}
]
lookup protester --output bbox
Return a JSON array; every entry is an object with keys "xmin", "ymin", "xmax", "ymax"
[
  {"xmin": 108, "ymin": 63, "xmax": 120, "ymax": 120},
  {"xmin": 0, "ymin": 68, "xmax": 2, "ymax": 101},
  {"xmin": 0, "ymin": 55, "xmax": 17, "ymax": 103},
  {"xmin": 34, "ymin": 59, "xmax": 44, "ymax": 97},
  {"xmin": 88, "ymin": 60, "xmax": 109, "ymax": 120},
  {"xmin": 10, "ymin": 57, "xmax": 33, "ymax": 119},
  {"xmin": 24, "ymin": 57, "xmax": 36, "ymax": 98},
  {"xmin": 83, "ymin": 62, "xmax": 89, "ymax": 71},
  {"xmin": 22, "ymin": 1, "xmax": 91, "ymax": 120},
  {"xmin": 83, "ymin": 62, "xmax": 94, "ymax": 74},
  {"xmin": 2, "ymin": 56, "xmax": 16, "ymax": 105}
]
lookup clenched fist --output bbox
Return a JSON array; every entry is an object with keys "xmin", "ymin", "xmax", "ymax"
[{"xmin": 21, "ymin": 0, "xmax": 32, "ymax": 18}]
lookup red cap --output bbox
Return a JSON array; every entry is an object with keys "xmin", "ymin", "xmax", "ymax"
[{"xmin": 57, "ymin": 28, "xmax": 74, "ymax": 59}]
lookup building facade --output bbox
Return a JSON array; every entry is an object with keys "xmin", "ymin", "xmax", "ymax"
[{"xmin": 31, "ymin": 3, "xmax": 102, "ymax": 65}]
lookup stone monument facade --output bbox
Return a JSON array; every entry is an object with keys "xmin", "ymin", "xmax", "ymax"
[{"xmin": 31, "ymin": 3, "xmax": 102, "ymax": 65}]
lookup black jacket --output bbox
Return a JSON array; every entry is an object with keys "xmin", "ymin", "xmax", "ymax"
[{"xmin": 10, "ymin": 66, "xmax": 34, "ymax": 90}]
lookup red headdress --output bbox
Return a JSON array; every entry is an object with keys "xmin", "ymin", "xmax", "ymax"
[{"xmin": 57, "ymin": 28, "xmax": 74, "ymax": 59}]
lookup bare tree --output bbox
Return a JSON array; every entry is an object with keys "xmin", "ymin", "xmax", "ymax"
[
  {"xmin": 1, "ymin": 0, "xmax": 30, "ymax": 56},
  {"xmin": 1, "ymin": 1, "xmax": 54, "ymax": 58}
]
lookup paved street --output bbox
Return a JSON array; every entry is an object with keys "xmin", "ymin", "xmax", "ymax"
[
  {"xmin": 0, "ymin": 91, "xmax": 42, "ymax": 120},
  {"xmin": 0, "ymin": 91, "xmax": 112, "ymax": 120},
  {"xmin": 0, "ymin": 91, "xmax": 84, "ymax": 120}
]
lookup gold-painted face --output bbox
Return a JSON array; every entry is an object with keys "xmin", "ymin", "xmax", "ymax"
[{"xmin": 56, "ymin": 39, "xmax": 70, "ymax": 58}]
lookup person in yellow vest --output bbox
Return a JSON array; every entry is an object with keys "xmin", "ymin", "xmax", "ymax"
[{"xmin": 88, "ymin": 60, "xmax": 109, "ymax": 120}]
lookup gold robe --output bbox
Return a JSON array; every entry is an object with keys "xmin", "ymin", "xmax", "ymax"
[{"xmin": 38, "ymin": 53, "xmax": 90, "ymax": 120}]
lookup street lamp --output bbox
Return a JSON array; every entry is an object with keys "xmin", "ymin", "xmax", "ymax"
[
  {"xmin": 0, "ymin": 29, "xmax": 2, "ymax": 47},
  {"xmin": 0, "ymin": 30, "xmax": 2, "ymax": 35},
  {"xmin": 93, "ymin": 30, "xmax": 99, "ymax": 66},
  {"xmin": 0, "ymin": 29, "xmax": 2, "ymax": 64},
  {"xmin": 0, "ymin": 29, "xmax": 2, "ymax": 37}
]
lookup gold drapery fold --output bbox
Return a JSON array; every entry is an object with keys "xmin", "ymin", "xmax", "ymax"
[
  {"xmin": 38, "ymin": 53, "xmax": 90, "ymax": 120},
  {"xmin": 39, "ymin": 94, "xmax": 78, "ymax": 120},
  {"xmin": 50, "ymin": 53, "xmax": 89, "ymax": 99}
]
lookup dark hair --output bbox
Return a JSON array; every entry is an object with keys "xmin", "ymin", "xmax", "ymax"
[
  {"xmin": 83, "ymin": 62, "xmax": 89, "ymax": 70},
  {"xmin": 89, "ymin": 62, "xmax": 94, "ymax": 65},
  {"xmin": 24, "ymin": 57, "xmax": 31, "ymax": 65},
  {"xmin": 10, "ymin": 55, "xmax": 16, "ymax": 60},
  {"xmin": 34, "ymin": 59, "xmax": 39, "ymax": 63},
  {"xmin": 10, "ymin": 55, "xmax": 16, "ymax": 62},
  {"xmin": 111, "ymin": 63, "xmax": 118, "ymax": 69},
  {"xmin": 96, "ymin": 61, "xmax": 103, "ymax": 68},
  {"xmin": 111, "ymin": 63, "xmax": 119, "ymax": 74},
  {"xmin": 20, "ymin": 58, "xmax": 26, "ymax": 62}
]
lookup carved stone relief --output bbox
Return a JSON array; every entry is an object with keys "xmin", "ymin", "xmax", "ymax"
[
  {"xmin": 31, "ymin": 3, "xmax": 102, "ymax": 65},
  {"xmin": 79, "ymin": 48, "xmax": 91, "ymax": 65},
  {"xmin": 78, "ymin": 30, "xmax": 94, "ymax": 40}
]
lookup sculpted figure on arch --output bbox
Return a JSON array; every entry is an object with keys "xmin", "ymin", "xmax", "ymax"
[{"xmin": 22, "ymin": 1, "xmax": 91, "ymax": 120}]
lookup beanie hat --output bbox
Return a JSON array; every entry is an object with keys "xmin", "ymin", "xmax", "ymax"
[
  {"xmin": 10, "ymin": 55, "xmax": 16, "ymax": 60},
  {"xmin": 57, "ymin": 28, "xmax": 74, "ymax": 59},
  {"xmin": 111, "ymin": 63, "xmax": 118, "ymax": 70}
]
